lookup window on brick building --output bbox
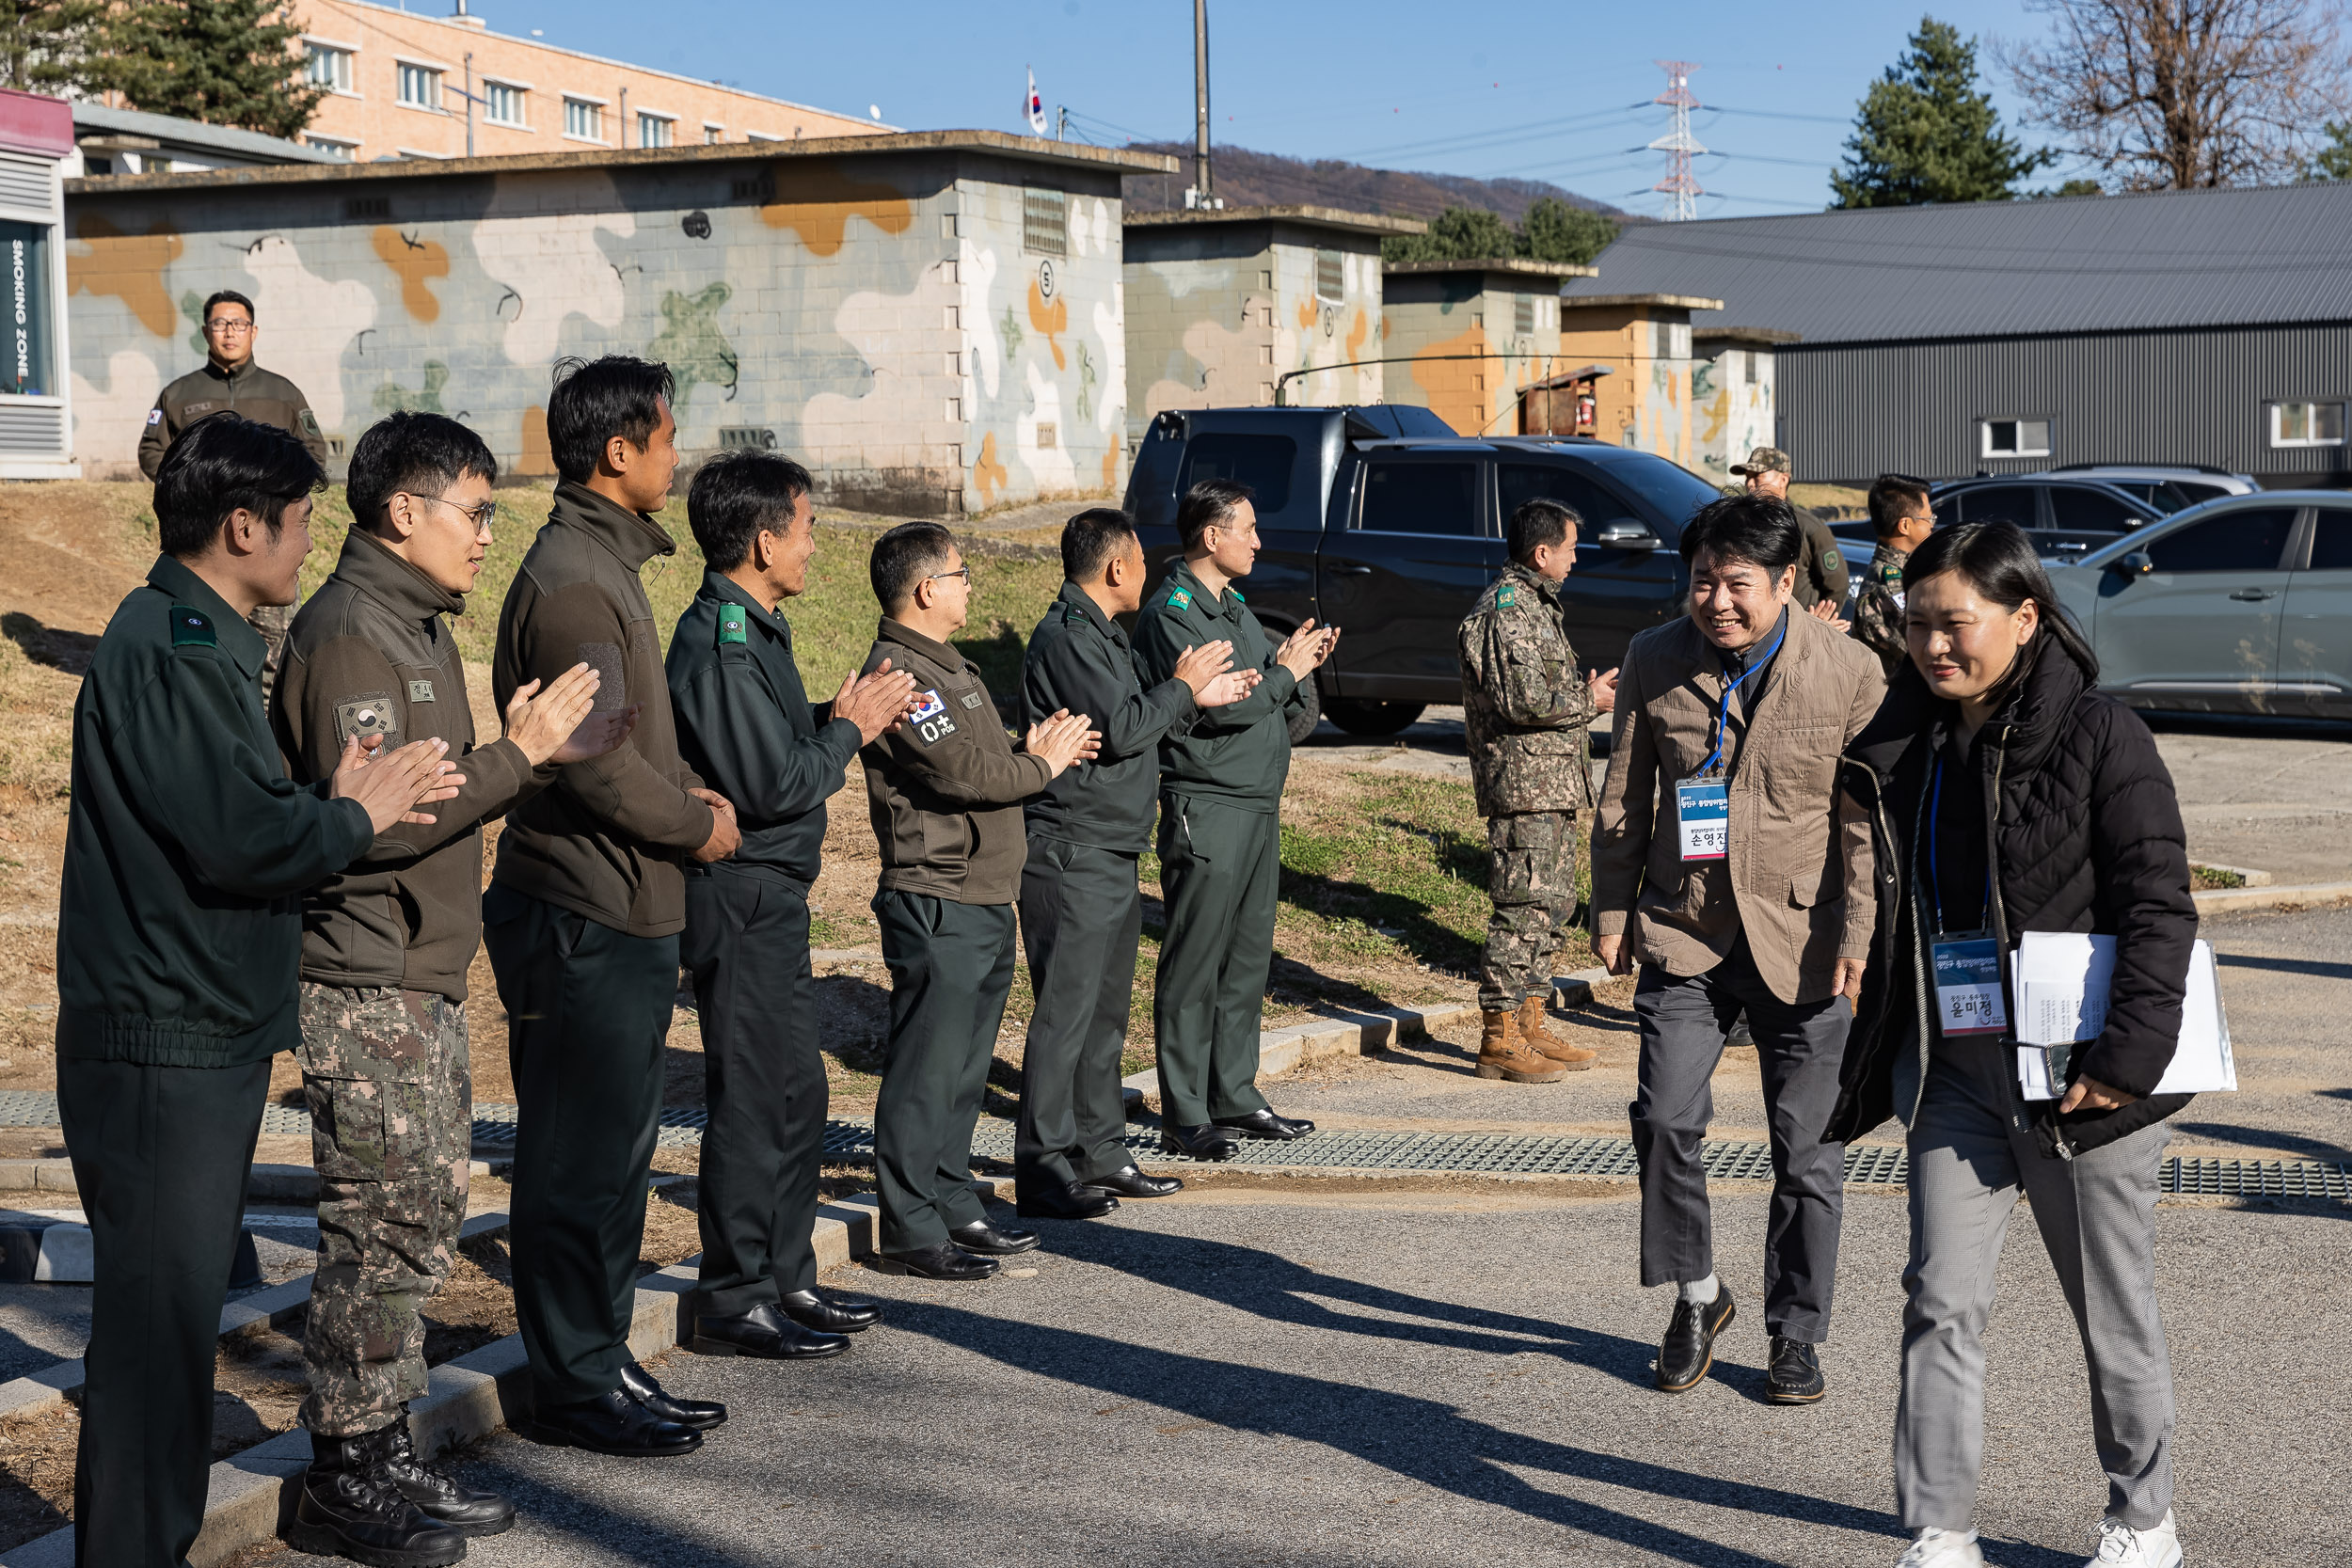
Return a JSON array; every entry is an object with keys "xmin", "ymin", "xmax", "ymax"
[
  {"xmin": 637, "ymin": 112, "xmax": 674, "ymax": 149},
  {"xmin": 482, "ymin": 81, "xmax": 526, "ymax": 128},
  {"xmin": 396, "ymin": 62, "xmax": 442, "ymax": 111},
  {"xmin": 306, "ymin": 43, "xmax": 354, "ymax": 94},
  {"xmin": 564, "ymin": 97, "xmax": 604, "ymax": 142}
]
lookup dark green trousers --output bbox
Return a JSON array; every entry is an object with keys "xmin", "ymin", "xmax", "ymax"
[
  {"xmin": 482, "ymin": 886, "xmax": 675, "ymax": 1406},
  {"xmin": 60, "ymin": 1053, "xmax": 269, "ymax": 1568},
  {"xmin": 873, "ymin": 890, "xmax": 1015, "ymax": 1253},
  {"xmin": 680, "ymin": 869, "xmax": 825, "ymax": 1314},
  {"xmin": 1152, "ymin": 791, "xmax": 1279, "ymax": 1128},
  {"xmin": 1015, "ymin": 836, "xmax": 1142, "ymax": 1198}
]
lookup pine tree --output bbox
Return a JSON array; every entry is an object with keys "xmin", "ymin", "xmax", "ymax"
[
  {"xmin": 1382, "ymin": 206, "xmax": 1517, "ymax": 264},
  {"xmin": 1832, "ymin": 16, "xmax": 2053, "ymax": 208},
  {"xmin": 2312, "ymin": 121, "xmax": 2352, "ymax": 181},
  {"xmin": 0, "ymin": 0, "xmax": 118, "ymax": 96},
  {"xmin": 110, "ymin": 0, "xmax": 325, "ymax": 140},
  {"xmin": 1518, "ymin": 197, "xmax": 1617, "ymax": 265}
]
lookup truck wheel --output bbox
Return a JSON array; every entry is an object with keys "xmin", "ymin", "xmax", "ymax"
[
  {"xmin": 1284, "ymin": 677, "xmax": 1324, "ymax": 744},
  {"xmin": 1324, "ymin": 697, "xmax": 1425, "ymax": 737}
]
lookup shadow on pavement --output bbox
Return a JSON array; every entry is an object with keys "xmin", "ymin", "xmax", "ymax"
[
  {"xmin": 2211, "ymin": 951, "xmax": 2352, "ymax": 981},
  {"xmin": 2174, "ymin": 1121, "xmax": 2352, "ymax": 1163}
]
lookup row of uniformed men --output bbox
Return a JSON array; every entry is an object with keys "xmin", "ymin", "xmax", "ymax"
[{"xmin": 59, "ymin": 353, "xmax": 1337, "ymax": 1567}]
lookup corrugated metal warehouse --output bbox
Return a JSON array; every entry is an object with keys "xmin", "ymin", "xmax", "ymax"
[{"xmin": 1563, "ymin": 183, "xmax": 2352, "ymax": 489}]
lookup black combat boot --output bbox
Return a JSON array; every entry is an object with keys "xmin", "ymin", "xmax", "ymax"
[
  {"xmin": 371, "ymin": 1411, "xmax": 517, "ymax": 1536},
  {"xmin": 285, "ymin": 1431, "xmax": 469, "ymax": 1568}
]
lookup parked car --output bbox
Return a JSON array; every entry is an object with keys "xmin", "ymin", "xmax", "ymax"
[
  {"xmin": 1123, "ymin": 406, "xmax": 1724, "ymax": 738},
  {"xmin": 1929, "ymin": 476, "xmax": 2168, "ymax": 559},
  {"xmin": 2045, "ymin": 464, "xmax": 2260, "ymax": 513},
  {"xmin": 2044, "ymin": 492, "xmax": 2352, "ymax": 720}
]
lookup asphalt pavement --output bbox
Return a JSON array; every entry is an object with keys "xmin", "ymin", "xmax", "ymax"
[{"xmin": 262, "ymin": 1185, "xmax": 2347, "ymax": 1568}]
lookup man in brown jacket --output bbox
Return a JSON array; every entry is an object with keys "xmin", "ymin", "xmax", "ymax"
[
  {"xmin": 1591, "ymin": 491, "xmax": 1884, "ymax": 1407},
  {"xmin": 856, "ymin": 523, "xmax": 1095, "ymax": 1281},
  {"xmin": 484, "ymin": 357, "xmax": 741, "ymax": 1457}
]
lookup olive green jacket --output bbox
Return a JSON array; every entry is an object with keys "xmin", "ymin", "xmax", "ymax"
[
  {"xmin": 1131, "ymin": 559, "xmax": 1303, "ymax": 812},
  {"xmin": 136, "ymin": 359, "xmax": 327, "ymax": 479}
]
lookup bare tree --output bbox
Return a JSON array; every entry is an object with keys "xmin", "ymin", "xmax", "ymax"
[{"xmin": 2002, "ymin": 0, "xmax": 2352, "ymax": 187}]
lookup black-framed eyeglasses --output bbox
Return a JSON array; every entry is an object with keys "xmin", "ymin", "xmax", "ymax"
[
  {"xmin": 203, "ymin": 318, "xmax": 254, "ymax": 333},
  {"xmin": 408, "ymin": 493, "xmax": 499, "ymax": 532}
]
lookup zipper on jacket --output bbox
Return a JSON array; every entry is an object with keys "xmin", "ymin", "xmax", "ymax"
[
  {"xmin": 1979, "ymin": 729, "xmax": 2071, "ymax": 1157},
  {"xmin": 1901, "ymin": 767, "xmax": 1935, "ymax": 1126}
]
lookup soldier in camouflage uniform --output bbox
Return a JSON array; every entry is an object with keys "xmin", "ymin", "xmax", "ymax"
[
  {"xmin": 1850, "ymin": 473, "xmax": 1936, "ymax": 678},
  {"xmin": 1457, "ymin": 498, "xmax": 1619, "ymax": 1083}
]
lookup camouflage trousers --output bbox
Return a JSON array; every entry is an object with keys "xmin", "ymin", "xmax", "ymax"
[
  {"xmin": 295, "ymin": 983, "xmax": 471, "ymax": 1440},
  {"xmin": 1480, "ymin": 811, "xmax": 1584, "ymax": 1011}
]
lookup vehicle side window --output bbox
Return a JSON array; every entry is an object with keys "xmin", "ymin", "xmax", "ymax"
[
  {"xmin": 1960, "ymin": 486, "xmax": 2040, "ymax": 527},
  {"xmin": 1359, "ymin": 460, "xmax": 1483, "ymax": 536},
  {"xmin": 1497, "ymin": 462, "xmax": 1637, "ymax": 531},
  {"xmin": 2047, "ymin": 486, "xmax": 2143, "ymax": 532},
  {"xmin": 2307, "ymin": 510, "xmax": 2352, "ymax": 570},
  {"xmin": 2172, "ymin": 483, "xmax": 2229, "ymax": 506},
  {"xmin": 2144, "ymin": 508, "xmax": 2298, "ymax": 572},
  {"xmin": 1178, "ymin": 435, "xmax": 1296, "ymax": 518}
]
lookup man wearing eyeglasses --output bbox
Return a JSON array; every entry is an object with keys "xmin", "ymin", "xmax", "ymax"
[
  {"xmin": 271, "ymin": 412, "xmax": 636, "ymax": 1559},
  {"xmin": 138, "ymin": 289, "xmax": 332, "ymax": 699}
]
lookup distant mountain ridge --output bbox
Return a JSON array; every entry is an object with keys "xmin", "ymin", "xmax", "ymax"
[{"xmin": 1119, "ymin": 142, "xmax": 1631, "ymax": 224}]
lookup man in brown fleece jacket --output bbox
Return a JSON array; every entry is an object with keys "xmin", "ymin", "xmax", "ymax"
[
  {"xmin": 483, "ymin": 357, "xmax": 742, "ymax": 1458},
  {"xmin": 274, "ymin": 412, "xmax": 631, "ymax": 1558}
]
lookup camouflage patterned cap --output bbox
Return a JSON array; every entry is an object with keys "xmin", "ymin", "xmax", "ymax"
[{"xmin": 1729, "ymin": 445, "xmax": 1792, "ymax": 477}]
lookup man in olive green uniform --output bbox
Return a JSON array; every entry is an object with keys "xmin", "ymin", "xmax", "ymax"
[
  {"xmin": 857, "ymin": 522, "xmax": 1095, "ymax": 1278},
  {"xmin": 1014, "ymin": 509, "xmax": 1257, "ymax": 1218},
  {"xmin": 276, "ymin": 412, "xmax": 632, "ymax": 1553},
  {"xmin": 667, "ymin": 451, "xmax": 914, "ymax": 1357},
  {"xmin": 1131, "ymin": 480, "xmax": 1337, "ymax": 1161},
  {"xmin": 1850, "ymin": 473, "xmax": 1935, "ymax": 679},
  {"xmin": 485, "ymin": 357, "xmax": 740, "ymax": 1457},
  {"xmin": 138, "ymin": 290, "xmax": 331, "ymax": 700},
  {"xmin": 1733, "ymin": 446, "xmax": 1849, "ymax": 622},
  {"xmin": 1457, "ymin": 499, "xmax": 1619, "ymax": 1084},
  {"xmin": 58, "ymin": 414, "xmax": 458, "ymax": 1568}
]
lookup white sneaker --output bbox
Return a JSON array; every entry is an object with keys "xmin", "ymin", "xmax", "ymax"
[
  {"xmin": 1896, "ymin": 1528, "xmax": 1985, "ymax": 1568},
  {"xmin": 2087, "ymin": 1512, "xmax": 2183, "ymax": 1568}
]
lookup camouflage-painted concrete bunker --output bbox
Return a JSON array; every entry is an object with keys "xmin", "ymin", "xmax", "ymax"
[
  {"xmin": 1692, "ymin": 326, "xmax": 1797, "ymax": 486},
  {"xmin": 1555, "ymin": 291, "xmax": 1725, "ymax": 473},
  {"xmin": 64, "ymin": 132, "xmax": 1176, "ymax": 513},
  {"xmin": 1120, "ymin": 204, "xmax": 1423, "ymax": 443},
  {"xmin": 1379, "ymin": 258, "xmax": 1596, "ymax": 437}
]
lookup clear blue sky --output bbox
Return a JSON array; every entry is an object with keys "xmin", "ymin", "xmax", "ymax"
[{"xmin": 447, "ymin": 0, "xmax": 2090, "ymax": 218}]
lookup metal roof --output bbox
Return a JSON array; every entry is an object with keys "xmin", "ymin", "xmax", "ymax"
[
  {"xmin": 73, "ymin": 103, "xmax": 340, "ymax": 166},
  {"xmin": 1561, "ymin": 182, "xmax": 2352, "ymax": 344}
]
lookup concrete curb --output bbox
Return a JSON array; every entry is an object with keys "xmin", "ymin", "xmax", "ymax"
[
  {"xmin": 0, "ymin": 1176, "xmax": 1019, "ymax": 1568},
  {"xmin": 0, "ymin": 1160, "xmax": 490, "ymax": 1205},
  {"xmin": 2193, "ymin": 879, "xmax": 2352, "ymax": 914}
]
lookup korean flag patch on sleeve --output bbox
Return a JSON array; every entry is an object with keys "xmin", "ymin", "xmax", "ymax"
[{"xmin": 907, "ymin": 687, "xmax": 958, "ymax": 747}]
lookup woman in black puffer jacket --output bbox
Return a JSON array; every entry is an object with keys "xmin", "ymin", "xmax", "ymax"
[{"xmin": 1829, "ymin": 523, "xmax": 2196, "ymax": 1568}]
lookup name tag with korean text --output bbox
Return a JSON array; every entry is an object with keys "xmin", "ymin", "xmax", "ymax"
[
  {"xmin": 1675, "ymin": 776, "xmax": 1728, "ymax": 863},
  {"xmin": 1931, "ymin": 933, "xmax": 2009, "ymax": 1037}
]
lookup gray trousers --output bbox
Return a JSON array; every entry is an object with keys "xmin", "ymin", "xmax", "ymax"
[
  {"xmin": 1898, "ymin": 1049, "xmax": 2175, "ymax": 1532},
  {"xmin": 1630, "ymin": 935, "xmax": 1850, "ymax": 1341}
]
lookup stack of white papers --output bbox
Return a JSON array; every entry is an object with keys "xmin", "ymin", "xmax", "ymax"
[{"xmin": 2010, "ymin": 932, "xmax": 2234, "ymax": 1100}]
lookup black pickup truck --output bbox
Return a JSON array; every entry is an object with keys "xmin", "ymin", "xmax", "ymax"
[{"xmin": 1123, "ymin": 405, "xmax": 1726, "ymax": 738}]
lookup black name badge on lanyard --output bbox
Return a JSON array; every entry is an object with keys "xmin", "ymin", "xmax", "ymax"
[{"xmin": 1931, "ymin": 932, "xmax": 2008, "ymax": 1036}]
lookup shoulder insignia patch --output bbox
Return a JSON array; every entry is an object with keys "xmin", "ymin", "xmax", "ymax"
[
  {"xmin": 334, "ymin": 692, "xmax": 400, "ymax": 748},
  {"xmin": 146, "ymin": 407, "xmax": 164, "ymax": 427},
  {"xmin": 1496, "ymin": 582, "xmax": 1517, "ymax": 609},
  {"xmin": 906, "ymin": 688, "xmax": 958, "ymax": 747},
  {"xmin": 407, "ymin": 678, "xmax": 436, "ymax": 703},
  {"xmin": 296, "ymin": 409, "xmax": 323, "ymax": 441},
  {"xmin": 1166, "ymin": 585, "xmax": 1192, "ymax": 610},
  {"xmin": 168, "ymin": 606, "xmax": 215, "ymax": 647},
  {"xmin": 719, "ymin": 605, "xmax": 747, "ymax": 645}
]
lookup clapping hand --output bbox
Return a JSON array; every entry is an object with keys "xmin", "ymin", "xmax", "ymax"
[
  {"xmin": 1276, "ymin": 619, "xmax": 1340, "ymax": 682},
  {"xmin": 332, "ymin": 736, "xmax": 465, "ymax": 832},
  {"xmin": 1025, "ymin": 708, "xmax": 1099, "ymax": 775},
  {"xmin": 835, "ymin": 658, "xmax": 923, "ymax": 745}
]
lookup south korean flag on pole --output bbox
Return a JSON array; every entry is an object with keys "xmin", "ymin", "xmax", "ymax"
[{"xmin": 1025, "ymin": 68, "xmax": 1049, "ymax": 136}]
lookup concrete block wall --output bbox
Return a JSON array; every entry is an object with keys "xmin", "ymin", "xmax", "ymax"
[
  {"xmin": 1692, "ymin": 341, "xmax": 1776, "ymax": 484},
  {"xmin": 1383, "ymin": 267, "xmax": 1568, "ymax": 437}
]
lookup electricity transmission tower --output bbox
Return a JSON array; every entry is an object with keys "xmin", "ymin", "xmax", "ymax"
[{"xmin": 1647, "ymin": 60, "xmax": 1706, "ymax": 221}]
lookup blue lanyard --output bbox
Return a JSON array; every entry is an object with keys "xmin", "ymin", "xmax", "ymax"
[
  {"xmin": 1699, "ymin": 618, "xmax": 1788, "ymax": 776},
  {"xmin": 1926, "ymin": 755, "xmax": 1993, "ymax": 935}
]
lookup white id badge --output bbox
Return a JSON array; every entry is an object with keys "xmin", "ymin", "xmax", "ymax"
[
  {"xmin": 1931, "ymin": 933, "xmax": 2009, "ymax": 1037},
  {"xmin": 1676, "ymin": 776, "xmax": 1728, "ymax": 863}
]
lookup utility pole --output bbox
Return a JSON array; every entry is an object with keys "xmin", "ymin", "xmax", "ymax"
[
  {"xmin": 464, "ymin": 53, "xmax": 474, "ymax": 158},
  {"xmin": 1192, "ymin": 0, "xmax": 1213, "ymax": 208},
  {"xmin": 1057, "ymin": 104, "xmax": 1068, "ymax": 141},
  {"xmin": 1647, "ymin": 60, "xmax": 1705, "ymax": 221}
]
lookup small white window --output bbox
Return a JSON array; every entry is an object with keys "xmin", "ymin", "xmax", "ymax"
[
  {"xmin": 306, "ymin": 43, "xmax": 354, "ymax": 94},
  {"xmin": 1981, "ymin": 418, "xmax": 2052, "ymax": 458},
  {"xmin": 704, "ymin": 122, "xmax": 724, "ymax": 144},
  {"xmin": 482, "ymin": 81, "xmax": 525, "ymax": 128},
  {"xmin": 563, "ymin": 97, "xmax": 604, "ymax": 143},
  {"xmin": 2269, "ymin": 401, "xmax": 2345, "ymax": 448},
  {"xmin": 637, "ymin": 112, "xmax": 674, "ymax": 149},
  {"xmin": 304, "ymin": 135, "xmax": 358, "ymax": 161},
  {"xmin": 396, "ymin": 62, "xmax": 442, "ymax": 111}
]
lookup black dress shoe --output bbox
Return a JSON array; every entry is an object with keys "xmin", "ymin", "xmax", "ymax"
[
  {"xmin": 780, "ymin": 1288, "xmax": 881, "ymax": 1333},
  {"xmin": 1656, "ymin": 1287, "xmax": 1737, "ymax": 1393},
  {"xmin": 1016, "ymin": 1181, "xmax": 1120, "ymax": 1220},
  {"xmin": 691, "ymin": 1302, "xmax": 850, "ymax": 1360},
  {"xmin": 1082, "ymin": 1165, "xmax": 1184, "ymax": 1198},
  {"xmin": 1765, "ymin": 1335, "xmax": 1826, "ymax": 1403},
  {"xmin": 617, "ymin": 1361, "xmax": 728, "ymax": 1431},
  {"xmin": 287, "ymin": 1433, "xmax": 469, "ymax": 1567},
  {"xmin": 370, "ymin": 1412, "xmax": 516, "ymax": 1536},
  {"xmin": 948, "ymin": 1219, "xmax": 1041, "ymax": 1255},
  {"xmin": 868, "ymin": 1242, "xmax": 1000, "ymax": 1280},
  {"xmin": 532, "ymin": 1386, "xmax": 703, "ymax": 1456},
  {"xmin": 1161, "ymin": 1123, "xmax": 1240, "ymax": 1161},
  {"xmin": 1213, "ymin": 1108, "xmax": 1315, "ymax": 1140}
]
